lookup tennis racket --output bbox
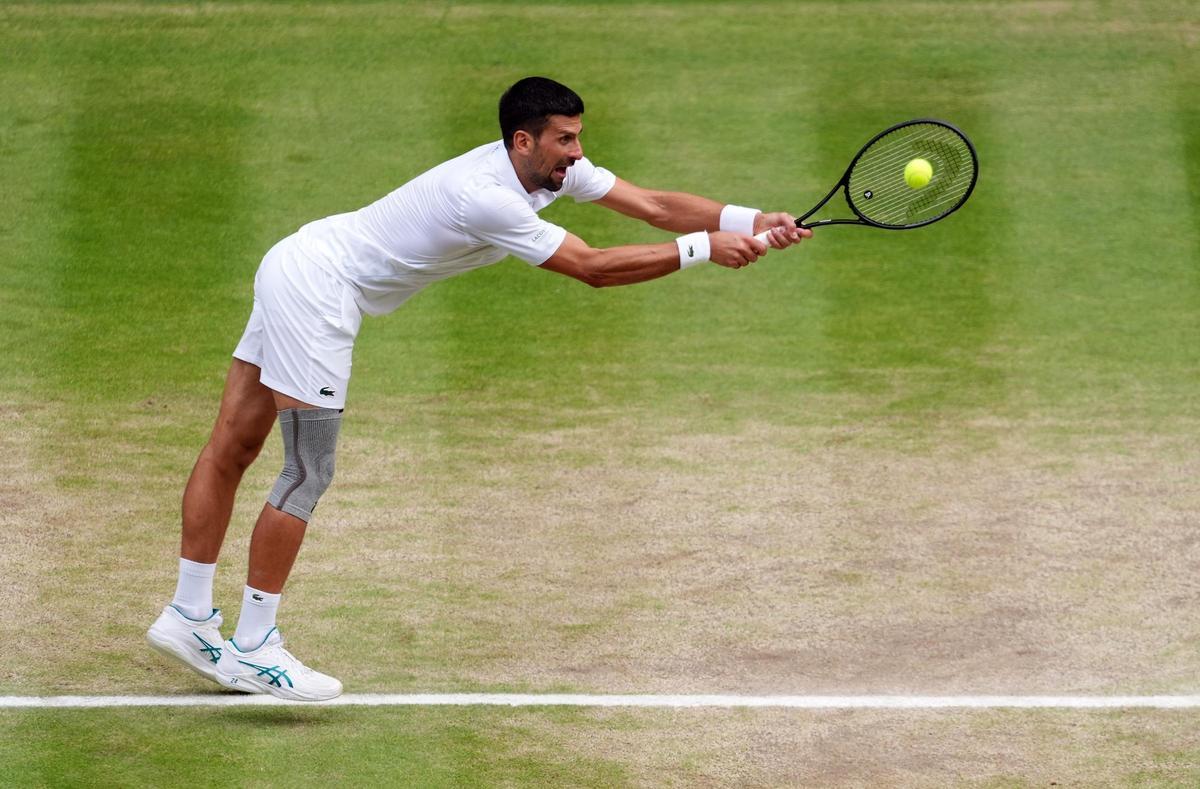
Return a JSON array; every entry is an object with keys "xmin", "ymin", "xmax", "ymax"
[{"xmin": 754, "ymin": 118, "xmax": 978, "ymax": 242}]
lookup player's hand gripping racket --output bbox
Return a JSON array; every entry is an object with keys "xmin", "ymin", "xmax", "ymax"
[{"xmin": 754, "ymin": 118, "xmax": 978, "ymax": 243}]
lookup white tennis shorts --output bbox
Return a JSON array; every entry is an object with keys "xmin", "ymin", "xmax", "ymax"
[{"xmin": 233, "ymin": 235, "xmax": 363, "ymax": 410}]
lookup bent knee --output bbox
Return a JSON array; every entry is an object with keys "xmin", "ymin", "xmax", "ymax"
[
  {"xmin": 267, "ymin": 407, "xmax": 342, "ymax": 523},
  {"xmin": 204, "ymin": 434, "xmax": 266, "ymax": 474}
]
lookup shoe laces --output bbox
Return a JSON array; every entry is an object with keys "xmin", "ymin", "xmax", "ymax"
[{"xmin": 272, "ymin": 635, "xmax": 313, "ymax": 676}]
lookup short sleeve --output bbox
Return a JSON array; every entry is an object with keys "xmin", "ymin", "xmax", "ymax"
[
  {"xmin": 562, "ymin": 156, "xmax": 616, "ymax": 203},
  {"xmin": 461, "ymin": 186, "xmax": 567, "ymax": 266}
]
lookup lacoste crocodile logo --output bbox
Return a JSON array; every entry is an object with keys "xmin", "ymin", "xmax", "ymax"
[{"xmin": 319, "ymin": 387, "xmax": 335, "ymax": 397}]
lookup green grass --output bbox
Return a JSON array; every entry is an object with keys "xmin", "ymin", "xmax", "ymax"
[
  {"xmin": 6, "ymin": 1, "xmax": 1197, "ymax": 433},
  {"xmin": 4, "ymin": 707, "xmax": 1200, "ymax": 787},
  {"xmin": 0, "ymin": 707, "xmax": 629, "ymax": 787},
  {"xmin": 2, "ymin": 1, "xmax": 1199, "ymax": 785}
]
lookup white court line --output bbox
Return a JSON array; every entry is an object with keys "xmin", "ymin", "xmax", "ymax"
[{"xmin": 3, "ymin": 694, "xmax": 1200, "ymax": 709}]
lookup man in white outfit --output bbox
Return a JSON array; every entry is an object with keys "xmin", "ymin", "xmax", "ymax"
[{"xmin": 146, "ymin": 77, "xmax": 811, "ymax": 700}]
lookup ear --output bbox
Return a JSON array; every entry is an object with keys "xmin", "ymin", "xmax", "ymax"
[{"xmin": 511, "ymin": 128, "xmax": 535, "ymax": 154}]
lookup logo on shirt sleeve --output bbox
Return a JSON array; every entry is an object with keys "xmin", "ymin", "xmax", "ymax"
[{"xmin": 531, "ymin": 228, "xmax": 547, "ymax": 243}]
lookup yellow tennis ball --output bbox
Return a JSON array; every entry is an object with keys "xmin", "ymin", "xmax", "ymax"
[{"xmin": 904, "ymin": 158, "xmax": 933, "ymax": 189}]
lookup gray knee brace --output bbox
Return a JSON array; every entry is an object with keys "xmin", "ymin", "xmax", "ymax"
[{"xmin": 267, "ymin": 407, "xmax": 342, "ymax": 523}]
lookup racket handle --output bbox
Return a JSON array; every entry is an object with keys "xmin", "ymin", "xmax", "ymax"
[{"xmin": 752, "ymin": 221, "xmax": 809, "ymax": 245}]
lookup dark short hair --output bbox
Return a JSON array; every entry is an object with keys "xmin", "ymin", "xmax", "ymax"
[{"xmin": 499, "ymin": 77, "xmax": 584, "ymax": 150}]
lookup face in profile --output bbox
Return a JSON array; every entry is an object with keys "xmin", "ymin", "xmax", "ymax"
[{"xmin": 517, "ymin": 115, "xmax": 583, "ymax": 192}]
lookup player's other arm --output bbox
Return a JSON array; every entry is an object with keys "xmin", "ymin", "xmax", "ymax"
[
  {"xmin": 540, "ymin": 231, "xmax": 766, "ymax": 288},
  {"xmin": 595, "ymin": 177, "xmax": 810, "ymax": 247}
]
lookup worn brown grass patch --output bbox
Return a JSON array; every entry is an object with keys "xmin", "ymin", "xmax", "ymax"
[
  {"xmin": 520, "ymin": 707, "xmax": 1200, "ymax": 786},
  {"xmin": 7, "ymin": 399, "xmax": 1199, "ymax": 705},
  {"xmin": 0, "ymin": 399, "xmax": 65, "ymax": 689}
]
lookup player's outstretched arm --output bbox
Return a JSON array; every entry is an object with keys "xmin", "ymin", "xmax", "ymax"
[
  {"xmin": 539, "ymin": 231, "xmax": 769, "ymax": 288},
  {"xmin": 595, "ymin": 178, "xmax": 810, "ymax": 249},
  {"xmin": 596, "ymin": 177, "xmax": 725, "ymax": 233}
]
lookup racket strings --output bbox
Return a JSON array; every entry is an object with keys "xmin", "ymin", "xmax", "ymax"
[
  {"xmin": 906, "ymin": 138, "xmax": 962, "ymax": 214},
  {"xmin": 852, "ymin": 132, "xmax": 965, "ymax": 218},
  {"xmin": 850, "ymin": 129, "xmax": 971, "ymax": 223},
  {"xmin": 846, "ymin": 123, "xmax": 975, "ymax": 228}
]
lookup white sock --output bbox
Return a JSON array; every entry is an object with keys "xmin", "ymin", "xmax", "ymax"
[
  {"xmin": 171, "ymin": 558, "xmax": 216, "ymax": 620},
  {"xmin": 232, "ymin": 586, "xmax": 281, "ymax": 651}
]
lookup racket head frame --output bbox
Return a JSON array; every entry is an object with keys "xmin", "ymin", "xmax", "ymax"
[{"xmin": 798, "ymin": 118, "xmax": 979, "ymax": 230}]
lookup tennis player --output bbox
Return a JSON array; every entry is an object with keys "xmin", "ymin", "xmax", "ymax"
[{"xmin": 146, "ymin": 76, "xmax": 812, "ymax": 700}]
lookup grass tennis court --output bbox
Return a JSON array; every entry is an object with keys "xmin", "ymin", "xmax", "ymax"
[{"xmin": 2, "ymin": 0, "xmax": 1198, "ymax": 784}]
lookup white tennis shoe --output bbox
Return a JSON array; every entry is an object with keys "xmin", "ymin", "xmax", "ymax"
[
  {"xmin": 216, "ymin": 628, "xmax": 342, "ymax": 701},
  {"xmin": 145, "ymin": 605, "xmax": 229, "ymax": 686}
]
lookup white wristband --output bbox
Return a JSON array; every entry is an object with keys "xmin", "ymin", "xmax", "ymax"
[
  {"xmin": 720, "ymin": 204, "xmax": 760, "ymax": 235},
  {"xmin": 676, "ymin": 231, "xmax": 711, "ymax": 269}
]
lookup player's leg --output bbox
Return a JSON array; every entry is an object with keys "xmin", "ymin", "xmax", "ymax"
[
  {"xmin": 146, "ymin": 357, "xmax": 276, "ymax": 684},
  {"xmin": 180, "ymin": 358, "xmax": 278, "ymax": 564},
  {"xmin": 245, "ymin": 390, "xmax": 337, "ymax": 594},
  {"xmin": 219, "ymin": 391, "xmax": 345, "ymax": 700}
]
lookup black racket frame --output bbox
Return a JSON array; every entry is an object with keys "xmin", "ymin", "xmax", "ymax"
[{"xmin": 797, "ymin": 118, "xmax": 979, "ymax": 230}]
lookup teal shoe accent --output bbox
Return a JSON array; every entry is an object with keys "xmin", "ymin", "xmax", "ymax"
[
  {"xmin": 230, "ymin": 626, "xmax": 277, "ymax": 654},
  {"xmin": 192, "ymin": 632, "xmax": 222, "ymax": 664},
  {"xmin": 237, "ymin": 660, "xmax": 294, "ymax": 688},
  {"xmin": 169, "ymin": 604, "xmax": 220, "ymax": 623}
]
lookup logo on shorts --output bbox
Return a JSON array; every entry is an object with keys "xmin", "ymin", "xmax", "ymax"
[{"xmin": 319, "ymin": 387, "xmax": 336, "ymax": 397}]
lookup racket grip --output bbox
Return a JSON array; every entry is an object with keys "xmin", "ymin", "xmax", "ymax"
[{"xmin": 754, "ymin": 221, "xmax": 810, "ymax": 245}]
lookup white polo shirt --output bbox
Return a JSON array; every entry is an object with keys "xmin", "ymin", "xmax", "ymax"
[{"xmin": 290, "ymin": 141, "xmax": 617, "ymax": 316}]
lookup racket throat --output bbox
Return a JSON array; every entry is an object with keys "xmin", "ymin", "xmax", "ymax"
[{"xmin": 796, "ymin": 181, "xmax": 847, "ymax": 229}]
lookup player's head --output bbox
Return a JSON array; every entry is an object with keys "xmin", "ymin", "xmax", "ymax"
[
  {"xmin": 500, "ymin": 77, "xmax": 585, "ymax": 192},
  {"xmin": 499, "ymin": 77, "xmax": 584, "ymax": 149}
]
